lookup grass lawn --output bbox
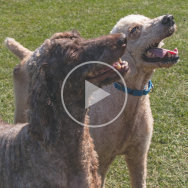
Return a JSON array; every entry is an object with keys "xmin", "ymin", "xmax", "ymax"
[{"xmin": 0, "ymin": 0, "xmax": 187, "ymax": 187}]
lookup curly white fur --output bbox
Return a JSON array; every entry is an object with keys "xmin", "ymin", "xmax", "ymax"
[{"xmin": 89, "ymin": 14, "xmax": 178, "ymax": 188}]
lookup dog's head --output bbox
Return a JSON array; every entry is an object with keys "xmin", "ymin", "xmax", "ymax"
[
  {"xmin": 110, "ymin": 14, "xmax": 179, "ymax": 75},
  {"xmin": 29, "ymin": 30, "xmax": 128, "ymax": 89},
  {"xmin": 27, "ymin": 30, "xmax": 129, "ymax": 144}
]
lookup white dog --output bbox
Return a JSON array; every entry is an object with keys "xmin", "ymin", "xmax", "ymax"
[{"xmin": 89, "ymin": 14, "xmax": 179, "ymax": 187}]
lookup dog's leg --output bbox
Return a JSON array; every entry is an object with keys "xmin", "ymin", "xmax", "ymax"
[
  {"xmin": 100, "ymin": 165, "xmax": 111, "ymax": 188},
  {"xmin": 125, "ymin": 151, "xmax": 147, "ymax": 188},
  {"xmin": 98, "ymin": 158, "xmax": 116, "ymax": 188},
  {"xmin": 124, "ymin": 123, "xmax": 152, "ymax": 188},
  {"xmin": 123, "ymin": 102, "xmax": 153, "ymax": 188}
]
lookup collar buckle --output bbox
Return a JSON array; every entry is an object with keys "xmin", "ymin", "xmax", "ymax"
[
  {"xmin": 150, "ymin": 85, "xmax": 154, "ymax": 93},
  {"xmin": 116, "ymin": 82, "xmax": 123, "ymax": 91}
]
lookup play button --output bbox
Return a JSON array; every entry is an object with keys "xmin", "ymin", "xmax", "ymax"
[
  {"xmin": 61, "ymin": 61, "xmax": 127, "ymax": 128},
  {"xmin": 85, "ymin": 80, "xmax": 110, "ymax": 109}
]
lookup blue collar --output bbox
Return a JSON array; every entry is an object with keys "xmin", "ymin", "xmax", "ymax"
[{"xmin": 113, "ymin": 80, "xmax": 153, "ymax": 96}]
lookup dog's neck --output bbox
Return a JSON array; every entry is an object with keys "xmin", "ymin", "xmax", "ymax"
[
  {"xmin": 62, "ymin": 85, "xmax": 87, "ymax": 123},
  {"xmin": 124, "ymin": 66, "xmax": 154, "ymax": 91},
  {"xmin": 54, "ymin": 93, "xmax": 99, "ymax": 187},
  {"xmin": 28, "ymin": 84, "xmax": 99, "ymax": 187}
]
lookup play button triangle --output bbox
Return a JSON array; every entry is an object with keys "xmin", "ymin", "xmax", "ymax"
[{"xmin": 85, "ymin": 80, "xmax": 110, "ymax": 109}]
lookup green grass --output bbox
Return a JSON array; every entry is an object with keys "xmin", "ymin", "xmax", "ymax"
[{"xmin": 0, "ymin": 0, "xmax": 187, "ymax": 187}]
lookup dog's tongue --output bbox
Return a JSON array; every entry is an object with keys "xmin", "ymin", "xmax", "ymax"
[{"xmin": 149, "ymin": 48, "xmax": 178, "ymax": 58}]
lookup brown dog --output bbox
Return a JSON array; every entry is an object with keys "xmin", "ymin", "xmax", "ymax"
[{"xmin": 1, "ymin": 31, "xmax": 128, "ymax": 188}]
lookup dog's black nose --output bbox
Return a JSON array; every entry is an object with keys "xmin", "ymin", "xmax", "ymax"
[
  {"xmin": 162, "ymin": 15, "xmax": 175, "ymax": 26},
  {"xmin": 117, "ymin": 33, "xmax": 127, "ymax": 47}
]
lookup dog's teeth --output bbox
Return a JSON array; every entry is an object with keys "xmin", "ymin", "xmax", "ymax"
[
  {"xmin": 122, "ymin": 61, "xmax": 128, "ymax": 66},
  {"xmin": 119, "ymin": 58, "xmax": 122, "ymax": 63},
  {"xmin": 94, "ymin": 72, "xmax": 98, "ymax": 76},
  {"xmin": 116, "ymin": 63, "xmax": 121, "ymax": 70},
  {"xmin": 147, "ymin": 51, "xmax": 151, "ymax": 57},
  {"xmin": 93, "ymin": 72, "xmax": 96, "ymax": 76},
  {"xmin": 88, "ymin": 72, "xmax": 93, "ymax": 77},
  {"xmin": 167, "ymin": 52, "xmax": 171, "ymax": 58}
]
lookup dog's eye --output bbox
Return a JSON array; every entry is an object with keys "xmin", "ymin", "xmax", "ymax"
[{"xmin": 131, "ymin": 26, "xmax": 139, "ymax": 33}]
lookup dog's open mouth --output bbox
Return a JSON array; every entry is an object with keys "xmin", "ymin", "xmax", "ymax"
[
  {"xmin": 86, "ymin": 58, "xmax": 129, "ymax": 83},
  {"xmin": 142, "ymin": 43, "xmax": 179, "ymax": 63}
]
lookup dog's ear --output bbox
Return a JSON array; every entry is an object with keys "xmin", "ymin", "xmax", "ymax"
[
  {"xmin": 27, "ymin": 62, "xmax": 61, "ymax": 145},
  {"xmin": 122, "ymin": 52, "xmax": 137, "ymax": 77}
]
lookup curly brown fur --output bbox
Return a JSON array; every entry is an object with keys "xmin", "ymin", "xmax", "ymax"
[{"xmin": 1, "ymin": 31, "xmax": 127, "ymax": 188}]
